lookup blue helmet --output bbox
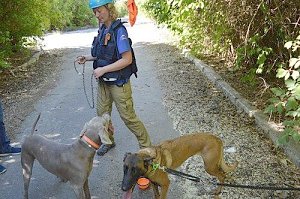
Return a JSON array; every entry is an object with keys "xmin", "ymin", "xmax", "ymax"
[{"xmin": 89, "ymin": 0, "xmax": 114, "ymax": 9}]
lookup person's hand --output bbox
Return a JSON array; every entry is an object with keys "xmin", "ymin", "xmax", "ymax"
[
  {"xmin": 94, "ymin": 67, "xmax": 106, "ymax": 79},
  {"xmin": 75, "ymin": 56, "xmax": 86, "ymax": 64}
]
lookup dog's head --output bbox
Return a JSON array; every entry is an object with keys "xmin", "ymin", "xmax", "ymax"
[
  {"xmin": 80, "ymin": 113, "xmax": 111, "ymax": 146},
  {"xmin": 121, "ymin": 150, "xmax": 155, "ymax": 192}
]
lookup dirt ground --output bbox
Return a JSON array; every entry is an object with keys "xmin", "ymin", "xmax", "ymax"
[{"xmin": 0, "ymin": 50, "xmax": 63, "ymax": 139}]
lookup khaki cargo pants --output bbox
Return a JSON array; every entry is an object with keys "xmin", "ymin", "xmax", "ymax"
[{"xmin": 97, "ymin": 80, "xmax": 151, "ymax": 148}]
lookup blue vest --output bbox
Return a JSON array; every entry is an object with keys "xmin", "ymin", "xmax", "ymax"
[{"xmin": 91, "ymin": 19, "xmax": 137, "ymax": 85}]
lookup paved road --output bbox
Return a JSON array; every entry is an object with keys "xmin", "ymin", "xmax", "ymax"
[{"xmin": 0, "ymin": 17, "xmax": 184, "ymax": 198}]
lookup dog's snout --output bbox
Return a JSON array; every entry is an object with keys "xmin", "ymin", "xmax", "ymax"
[{"xmin": 121, "ymin": 182, "xmax": 132, "ymax": 192}]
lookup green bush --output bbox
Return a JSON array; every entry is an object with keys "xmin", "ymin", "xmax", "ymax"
[
  {"xmin": 0, "ymin": 0, "xmax": 96, "ymax": 69},
  {"xmin": 48, "ymin": 0, "xmax": 96, "ymax": 30},
  {"xmin": 0, "ymin": 31, "xmax": 12, "ymax": 68},
  {"xmin": 0, "ymin": 0, "xmax": 49, "ymax": 69},
  {"xmin": 115, "ymin": 0, "xmax": 128, "ymax": 17},
  {"xmin": 0, "ymin": 0, "xmax": 49, "ymax": 43},
  {"xmin": 265, "ymin": 34, "xmax": 300, "ymax": 144},
  {"xmin": 142, "ymin": 0, "xmax": 300, "ymax": 144},
  {"xmin": 71, "ymin": 0, "xmax": 97, "ymax": 28}
]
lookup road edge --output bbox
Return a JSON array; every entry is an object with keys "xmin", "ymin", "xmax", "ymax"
[
  {"xmin": 185, "ymin": 53, "xmax": 300, "ymax": 168},
  {"xmin": 18, "ymin": 51, "xmax": 42, "ymax": 68}
]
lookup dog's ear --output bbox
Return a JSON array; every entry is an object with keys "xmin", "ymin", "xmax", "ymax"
[
  {"xmin": 97, "ymin": 126, "xmax": 112, "ymax": 144},
  {"xmin": 139, "ymin": 147, "xmax": 156, "ymax": 158},
  {"xmin": 123, "ymin": 152, "xmax": 132, "ymax": 162}
]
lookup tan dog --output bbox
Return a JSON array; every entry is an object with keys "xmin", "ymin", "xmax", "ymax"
[{"xmin": 122, "ymin": 133, "xmax": 238, "ymax": 199}]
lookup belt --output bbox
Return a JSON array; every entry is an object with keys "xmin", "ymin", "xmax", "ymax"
[
  {"xmin": 101, "ymin": 78, "xmax": 129, "ymax": 86},
  {"xmin": 103, "ymin": 77, "xmax": 117, "ymax": 82}
]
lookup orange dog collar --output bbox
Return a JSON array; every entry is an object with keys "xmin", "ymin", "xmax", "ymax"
[{"xmin": 82, "ymin": 134, "xmax": 100, "ymax": 150}]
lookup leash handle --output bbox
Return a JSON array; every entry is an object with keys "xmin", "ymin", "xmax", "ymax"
[
  {"xmin": 74, "ymin": 60, "xmax": 83, "ymax": 75},
  {"xmin": 73, "ymin": 61, "xmax": 95, "ymax": 109}
]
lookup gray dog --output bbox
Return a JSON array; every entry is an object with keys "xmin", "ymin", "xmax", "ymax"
[{"xmin": 21, "ymin": 113, "xmax": 110, "ymax": 199}]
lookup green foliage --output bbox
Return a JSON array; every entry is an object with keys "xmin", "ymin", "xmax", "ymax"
[
  {"xmin": 142, "ymin": 0, "xmax": 238, "ymax": 60},
  {"xmin": 0, "ymin": 0, "xmax": 50, "ymax": 69},
  {"xmin": 142, "ymin": 0, "xmax": 170, "ymax": 24},
  {"xmin": 0, "ymin": 0, "xmax": 49, "ymax": 43},
  {"xmin": 240, "ymin": 68, "xmax": 257, "ymax": 87},
  {"xmin": 115, "ymin": 0, "xmax": 128, "ymax": 17},
  {"xmin": 48, "ymin": 0, "xmax": 95, "ymax": 30},
  {"xmin": 143, "ymin": 0, "xmax": 300, "ymax": 145},
  {"xmin": 0, "ymin": 31, "xmax": 12, "ymax": 68},
  {"xmin": 277, "ymin": 120, "xmax": 300, "ymax": 145},
  {"xmin": 48, "ymin": 0, "xmax": 73, "ymax": 30},
  {"xmin": 0, "ymin": 0, "xmax": 95, "ymax": 69},
  {"xmin": 265, "ymin": 34, "xmax": 300, "ymax": 144}
]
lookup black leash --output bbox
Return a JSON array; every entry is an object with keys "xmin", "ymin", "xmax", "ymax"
[
  {"xmin": 73, "ymin": 61, "xmax": 95, "ymax": 108},
  {"xmin": 161, "ymin": 166, "xmax": 300, "ymax": 191}
]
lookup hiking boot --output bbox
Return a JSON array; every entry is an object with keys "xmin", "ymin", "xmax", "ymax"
[
  {"xmin": 0, "ymin": 146, "xmax": 21, "ymax": 157},
  {"xmin": 0, "ymin": 164, "xmax": 7, "ymax": 174},
  {"xmin": 97, "ymin": 143, "xmax": 115, "ymax": 156}
]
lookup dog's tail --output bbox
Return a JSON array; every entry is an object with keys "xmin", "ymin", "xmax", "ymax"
[{"xmin": 30, "ymin": 113, "xmax": 41, "ymax": 135}]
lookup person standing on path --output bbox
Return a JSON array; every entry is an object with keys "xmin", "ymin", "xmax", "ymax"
[
  {"xmin": 0, "ymin": 100, "xmax": 21, "ymax": 174},
  {"xmin": 76, "ymin": 0, "xmax": 151, "ymax": 156}
]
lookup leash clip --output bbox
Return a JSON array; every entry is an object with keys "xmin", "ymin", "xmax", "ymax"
[{"xmin": 159, "ymin": 165, "xmax": 166, "ymax": 172}]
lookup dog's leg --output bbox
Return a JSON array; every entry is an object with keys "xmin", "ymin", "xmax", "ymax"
[
  {"xmin": 156, "ymin": 173, "xmax": 170, "ymax": 199},
  {"xmin": 21, "ymin": 152, "xmax": 35, "ymax": 199},
  {"xmin": 203, "ymin": 161, "xmax": 226, "ymax": 194},
  {"xmin": 202, "ymin": 147, "xmax": 232, "ymax": 195},
  {"xmin": 201, "ymin": 146, "xmax": 223, "ymax": 195},
  {"xmin": 151, "ymin": 183, "xmax": 160, "ymax": 199},
  {"xmin": 83, "ymin": 180, "xmax": 91, "ymax": 199},
  {"xmin": 220, "ymin": 158, "xmax": 238, "ymax": 173},
  {"xmin": 160, "ymin": 183, "xmax": 170, "ymax": 199},
  {"xmin": 209, "ymin": 169, "xmax": 226, "ymax": 195},
  {"xmin": 72, "ymin": 185, "xmax": 85, "ymax": 199}
]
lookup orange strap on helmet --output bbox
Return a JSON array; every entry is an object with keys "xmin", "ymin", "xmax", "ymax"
[{"xmin": 127, "ymin": 0, "xmax": 138, "ymax": 26}]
